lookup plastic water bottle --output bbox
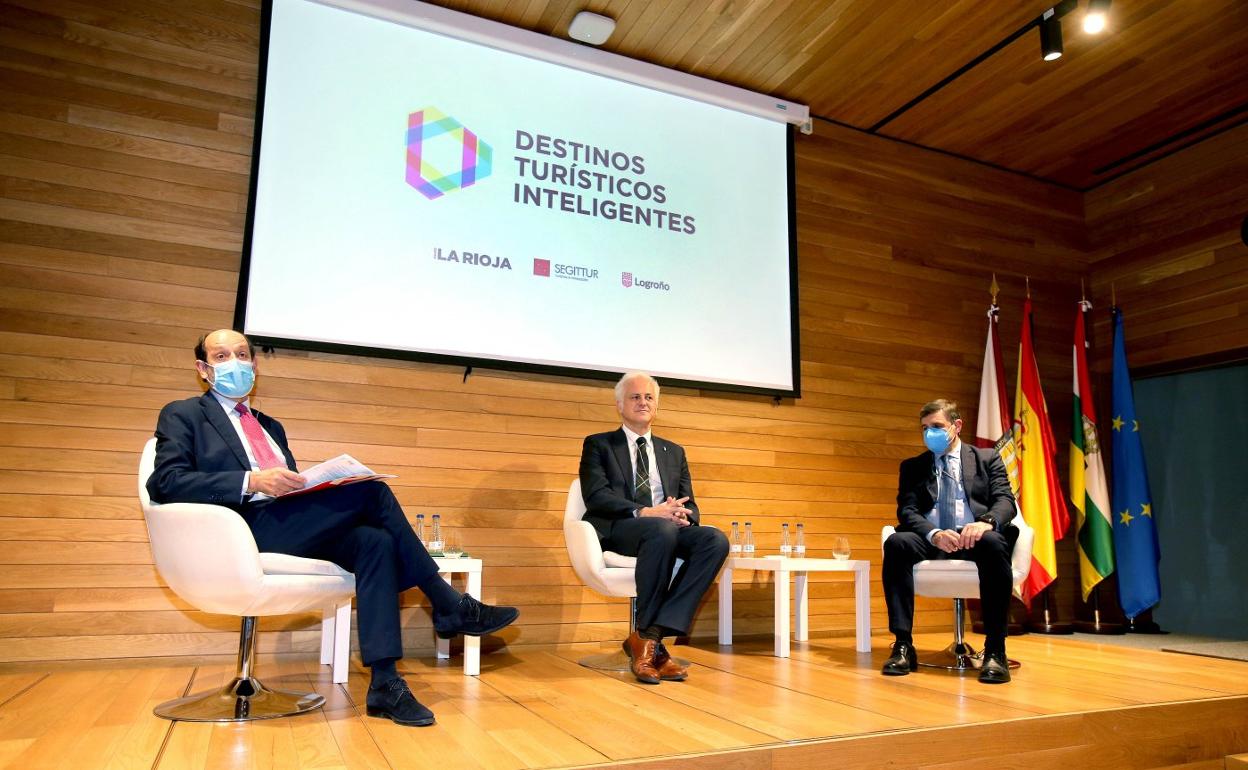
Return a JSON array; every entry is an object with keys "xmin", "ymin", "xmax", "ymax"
[
  {"xmin": 415, "ymin": 514, "xmax": 426, "ymax": 548},
  {"xmin": 743, "ymin": 522, "xmax": 755, "ymax": 555},
  {"xmin": 795, "ymin": 523, "xmax": 806, "ymax": 557},
  {"xmin": 730, "ymin": 521, "xmax": 742, "ymax": 554},
  {"xmin": 780, "ymin": 523, "xmax": 791, "ymax": 556},
  {"xmin": 430, "ymin": 514, "xmax": 444, "ymax": 554}
]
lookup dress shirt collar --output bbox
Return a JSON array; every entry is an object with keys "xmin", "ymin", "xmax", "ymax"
[
  {"xmin": 209, "ymin": 389, "xmax": 250, "ymax": 415},
  {"xmin": 621, "ymin": 424, "xmax": 653, "ymax": 447}
]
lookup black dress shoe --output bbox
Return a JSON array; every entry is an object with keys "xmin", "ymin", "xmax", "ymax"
[
  {"xmin": 366, "ymin": 678, "xmax": 435, "ymax": 726},
  {"xmin": 881, "ymin": 641, "xmax": 918, "ymax": 676},
  {"xmin": 978, "ymin": 651, "xmax": 1011, "ymax": 684},
  {"xmin": 433, "ymin": 594, "xmax": 520, "ymax": 639}
]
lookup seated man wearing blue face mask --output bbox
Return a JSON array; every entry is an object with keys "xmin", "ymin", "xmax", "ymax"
[
  {"xmin": 147, "ymin": 329, "xmax": 519, "ymax": 726},
  {"xmin": 881, "ymin": 399, "xmax": 1017, "ymax": 684}
]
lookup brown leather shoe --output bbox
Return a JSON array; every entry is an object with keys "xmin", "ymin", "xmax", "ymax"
[
  {"xmin": 653, "ymin": 641, "xmax": 688, "ymax": 681},
  {"xmin": 622, "ymin": 631, "xmax": 661, "ymax": 684}
]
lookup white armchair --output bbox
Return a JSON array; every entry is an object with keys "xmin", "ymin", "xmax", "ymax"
[
  {"xmin": 562, "ymin": 478, "xmax": 684, "ymax": 670},
  {"xmin": 880, "ymin": 513, "xmax": 1034, "ymax": 671},
  {"xmin": 139, "ymin": 438, "xmax": 356, "ymax": 721}
]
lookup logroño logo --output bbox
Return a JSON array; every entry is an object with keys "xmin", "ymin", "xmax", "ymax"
[
  {"xmin": 621, "ymin": 271, "xmax": 670, "ymax": 291},
  {"xmin": 405, "ymin": 107, "xmax": 493, "ymax": 200}
]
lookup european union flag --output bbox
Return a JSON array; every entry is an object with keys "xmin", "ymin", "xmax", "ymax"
[{"xmin": 1110, "ymin": 308, "xmax": 1161, "ymax": 618}]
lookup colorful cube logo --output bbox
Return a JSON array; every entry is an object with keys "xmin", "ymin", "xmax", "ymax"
[
  {"xmin": 405, "ymin": 107, "xmax": 493, "ymax": 200},
  {"xmin": 533, "ymin": 258, "xmax": 550, "ymax": 277}
]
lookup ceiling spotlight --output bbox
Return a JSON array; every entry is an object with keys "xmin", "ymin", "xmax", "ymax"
[
  {"xmin": 1083, "ymin": 0, "xmax": 1111, "ymax": 34},
  {"xmin": 1040, "ymin": 8, "xmax": 1063, "ymax": 61},
  {"xmin": 568, "ymin": 10, "xmax": 615, "ymax": 46}
]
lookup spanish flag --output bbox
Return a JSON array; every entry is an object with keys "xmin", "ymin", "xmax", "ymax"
[{"xmin": 1013, "ymin": 297, "xmax": 1071, "ymax": 604}]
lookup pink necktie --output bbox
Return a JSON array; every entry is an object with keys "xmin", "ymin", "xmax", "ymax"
[{"xmin": 234, "ymin": 403, "xmax": 285, "ymax": 470}]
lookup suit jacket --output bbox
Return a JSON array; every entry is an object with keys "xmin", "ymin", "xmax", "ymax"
[
  {"xmin": 578, "ymin": 428, "xmax": 700, "ymax": 540},
  {"xmin": 895, "ymin": 442, "xmax": 1015, "ymax": 539},
  {"xmin": 146, "ymin": 393, "xmax": 297, "ymax": 509}
]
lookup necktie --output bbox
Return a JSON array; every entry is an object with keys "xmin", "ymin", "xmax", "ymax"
[
  {"xmin": 234, "ymin": 403, "xmax": 285, "ymax": 470},
  {"xmin": 936, "ymin": 454, "xmax": 957, "ymax": 531},
  {"xmin": 634, "ymin": 437, "xmax": 652, "ymax": 506}
]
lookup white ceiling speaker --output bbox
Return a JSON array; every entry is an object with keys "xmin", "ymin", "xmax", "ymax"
[{"xmin": 568, "ymin": 11, "xmax": 615, "ymax": 46}]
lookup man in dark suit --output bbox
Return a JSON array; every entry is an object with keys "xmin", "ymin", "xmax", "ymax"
[
  {"xmin": 578, "ymin": 372, "xmax": 729, "ymax": 684},
  {"xmin": 881, "ymin": 399, "xmax": 1017, "ymax": 684},
  {"xmin": 147, "ymin": 329, "xmax": 518, "ymax": 726}
]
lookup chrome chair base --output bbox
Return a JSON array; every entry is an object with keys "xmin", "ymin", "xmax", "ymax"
[
  {"xmin": 918, "ymin": 642, "xmax": 1022, "ymax": 672},
  {"xmin": 577, "ymin": 598, "xmax": 692, "ymax": 671},
  {"xmin": 919, "ymin": 599, "xmax": 1022, "ymax": 673},
  {"xmin": 154, "ymin": 676, "xmax": 324, "ymax": 721},
  {"xmin": 154, "ymin": 615, "xmax": 326, "ymax": 722},
  {"xmin": 918, "ymin": 640, "xmax": 980, "ymax": 671},
  {"xmin": 577, "ymin": 650, "xmax": 633, "ymax": 671}
]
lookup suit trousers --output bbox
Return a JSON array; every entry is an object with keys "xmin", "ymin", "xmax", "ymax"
[
  {"xmin": 882, "ymin": 528, "xmax": 1018, "ymax": 652},
  {"xmin": 603, "ymin": 517, "xmax": 729, "ymax": 635},
  {"xmin": 241, "ymin": 480, "xmax": 439, "ymax": 666}
]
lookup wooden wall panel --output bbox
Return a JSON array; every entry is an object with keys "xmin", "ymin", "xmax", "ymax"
[
  {"xmin": 0, "ymin": 0, "xmax": 1093, "ymax": 664},
  {"xmin": 1086, "ymin": 122, "xmax": 1248, "ymax": 374}
]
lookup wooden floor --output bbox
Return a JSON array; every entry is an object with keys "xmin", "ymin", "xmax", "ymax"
[{"xmin": 1, "ymin": 632, "xmax": 1246, "ymax": 770}]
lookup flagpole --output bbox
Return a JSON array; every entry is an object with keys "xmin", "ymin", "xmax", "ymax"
[
  {"xmin": 1027, "ymin": 588, "xmax": 1074, "ymax": 634},
  {"xmin": 1110, "ymin": 304, "xmax": 1164, "ymax": 633},
  {"xmin": 973, "ymin": 275, "xmax": 1028, "ymax": 637},
  {"xmin": 1013, "ymin": 287, "xmax": 1072, "ymax": 635},
  {"xmin": 1068, "ymin": 290, "xmax": 1128, "ymax": 633},
  {"xmin": 1073, "ymin": 585, "xmax": 1125, "ymax": 634}
]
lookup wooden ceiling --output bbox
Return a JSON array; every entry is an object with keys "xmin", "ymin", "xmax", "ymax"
[{"xmin": 428, "ymin": 0, "xmax": 1248, "ymax": 191}]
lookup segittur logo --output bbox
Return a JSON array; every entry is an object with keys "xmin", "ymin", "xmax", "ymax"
[
  {"xmin": 621, "ymin": 272, "xmax": 670, "ymax": 291},
  {"xmin": 535, "ymin": 259, "xmax": 598, "ymax": 281},
  {"xmin": 433, "ymin": 247, "xmax": 511, "ymax": 270},
  {"xmin": 405, "ymin": 107, "xmax": 493, "ymax": 200}
]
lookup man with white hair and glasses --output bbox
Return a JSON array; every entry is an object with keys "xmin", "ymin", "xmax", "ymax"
[{"xmin": 578, "ymin": 372, "xmax": 729, "ymax": 684}]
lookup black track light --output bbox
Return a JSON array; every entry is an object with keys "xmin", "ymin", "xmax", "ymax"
[{"xmin": 1040, "ymin": 9, "xmax": 1063, "ymax": 61}]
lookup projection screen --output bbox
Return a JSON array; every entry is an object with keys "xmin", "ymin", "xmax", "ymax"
[{"xmin": 237, "ymin": 0, "xmax": 802, "ymax": 396}]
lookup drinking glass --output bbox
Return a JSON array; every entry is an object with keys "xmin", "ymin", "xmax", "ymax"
[
  {"xmin": 832, "ymin": 536, "xmax": 851, "ymax": 560},
  {"xmin": 442, "ymin": 528, "xmax": 463, "ymax": 558}
]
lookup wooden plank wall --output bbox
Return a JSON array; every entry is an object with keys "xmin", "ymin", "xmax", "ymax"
[
  {"xmin": 0, "ymin": 0, "xmax": 1092, "ymax": 663},
  {"xmin": 1086, "ymin": 122, "xmax": 1248, "ymax": 374}
]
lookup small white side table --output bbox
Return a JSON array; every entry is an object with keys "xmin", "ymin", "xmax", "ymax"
[
  {"xmin": 433, "ymin": 556, "xmax": 483, "ymax": 676},
  {"xmin": 718, "ymin": 556, "xmax": 871, "ymax": 657}
]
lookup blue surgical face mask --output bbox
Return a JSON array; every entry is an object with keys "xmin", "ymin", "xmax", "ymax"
[
  {"xmin": 923, "ymin": 426, "xmax": 952, "ymax": 455},
  {"xmin": 209, "ymin": 359, "xmax": 255, "ymax": 399}
]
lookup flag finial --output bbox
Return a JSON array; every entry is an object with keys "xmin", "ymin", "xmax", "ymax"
[
  {"xmin": 990, "ymin": 274, "xmax": 1000, "ymax": 305},
  {"xmin": 1025, "ymin": 276, "xmax": 1031, "ymax": 299},
  {"xmin": 1080, "ymin": 278, "xmax": 1086, "ymax": 303}
]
